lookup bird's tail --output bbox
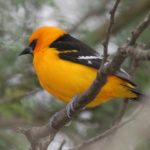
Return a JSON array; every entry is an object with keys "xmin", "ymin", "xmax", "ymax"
[
  {"xmin": 128, "ymin": 87, "xmax": 147, "ymax": 101},
  {"xmin": 121, "ymin": 81, "xmax": 146, "ymax": 101}
]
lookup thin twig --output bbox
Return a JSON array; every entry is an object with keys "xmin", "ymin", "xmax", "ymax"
[
  {"xmin": 127, "ymin": 12, "xmax": 150, "ymax": 45},
  {"xmin": 58, "ymin": 140, "xmax": 66, "ymax": 150},
  {"xmin": 113, "ymin": 99, "xmax": 129, "ymax": 125},
  {"xmin": 102, "ymin": 0, "xmax": 121, "ymax": 64},
  {"xmin": 130, "ymin": 58, "xmax": 140, "ymax": 79},
  {"xmin": 38, "ymin": 134, "xmax": 56, "ymax": 150}
]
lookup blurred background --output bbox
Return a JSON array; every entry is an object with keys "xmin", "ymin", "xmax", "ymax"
[{"xmin": 0, "ymin": 0, "xmax": 150, "ymax": 149}]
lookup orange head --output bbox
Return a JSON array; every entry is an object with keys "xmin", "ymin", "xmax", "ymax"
[{"xmin": 19, "ymin": 26, "xmax": 66, "ymax": 55}]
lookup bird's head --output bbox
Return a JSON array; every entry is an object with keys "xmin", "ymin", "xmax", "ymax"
[{"xmin": 19, "ymin": 26, "xmax": 66, "ymax": 55}]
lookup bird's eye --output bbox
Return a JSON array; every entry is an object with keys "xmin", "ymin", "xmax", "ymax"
[{"xmin": 29, "ymin": 39, "xmax": 38, "ymax": 50}]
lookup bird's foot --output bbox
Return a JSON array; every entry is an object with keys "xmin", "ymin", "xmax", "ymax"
[
  {"xmin": 66, "ymin": 95, "xmax": 79, "ymax": 118},
  {"xmin": 66, "ymin": 100, "xmax": 75, "ymax": 118}
]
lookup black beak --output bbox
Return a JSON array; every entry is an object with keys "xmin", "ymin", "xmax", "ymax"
[
  {"xmin": 19, "ymin": 39, "xmax": 38, "ymax": 56},
  {"xmin": 19, "ymin": 47, "xmax": 33, "ymax": 56}
]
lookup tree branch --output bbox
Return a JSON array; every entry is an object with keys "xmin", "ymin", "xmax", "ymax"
[
  {"xmin": 16, "ymin": 8, "xmax": 150, "ymax": 150},
  {"xmin": 69, "ymin": 104, "xmax": 144, "ymax": 150},
  {"xmin": 58, "ymin": 140, "xmax": 66, "ymax": 150},
  {"xmin": 113, "ymin": 99, "xmax": 129, "ymax": 125},
  {"xmin": 127, "ymin": 12, "xmax": 150, "ymax": 45}
]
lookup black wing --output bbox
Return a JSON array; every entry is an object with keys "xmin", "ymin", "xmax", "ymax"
[
  {"xmin": 50, "ymin": 34, "xmax": 102, "ymax": 68},
  {"xmin": 50, "ymin": 34, "xmax": 135, "ymax": 85}
]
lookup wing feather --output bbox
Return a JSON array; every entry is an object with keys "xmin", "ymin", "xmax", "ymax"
[{"xmin": 50, "ymin": 34, "xmax": 135, "ymax": 86}]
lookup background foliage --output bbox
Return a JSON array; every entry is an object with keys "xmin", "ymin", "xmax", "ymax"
[{"xmin": 0, "ymin": 0, "xmax": 149, "ymax": 149}]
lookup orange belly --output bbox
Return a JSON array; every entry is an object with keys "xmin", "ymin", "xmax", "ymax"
[{"xmin": 33, "ymin": 48, "xmax": 136, "ymax": 107}]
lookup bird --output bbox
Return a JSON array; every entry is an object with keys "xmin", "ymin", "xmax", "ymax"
[{"xmin": 19, "ymin": 26, "xmax": 142, "ymax": 109}]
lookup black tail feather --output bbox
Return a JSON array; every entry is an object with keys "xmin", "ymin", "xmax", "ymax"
[{"xmin": 130, "ymin": 88, "xmax": 146, "ymax": 101}]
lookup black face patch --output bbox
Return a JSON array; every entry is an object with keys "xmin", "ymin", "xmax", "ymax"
[{"xmin": 29, "ymin": 39, "xmax": 38, "ymax": 51}]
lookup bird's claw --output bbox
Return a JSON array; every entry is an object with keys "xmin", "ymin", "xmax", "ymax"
[
  {"xmin": 66, "ymin": 95, "xmax": 79, "ymax": 118},
  {"xmin": 66, "ymin": 100, "xmax": 75, "ymax": 118}
]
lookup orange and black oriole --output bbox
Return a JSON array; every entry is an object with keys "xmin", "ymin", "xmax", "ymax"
[{"xmin": 20, "ymin": 26, "xmax": 141, "ymax": 107}]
